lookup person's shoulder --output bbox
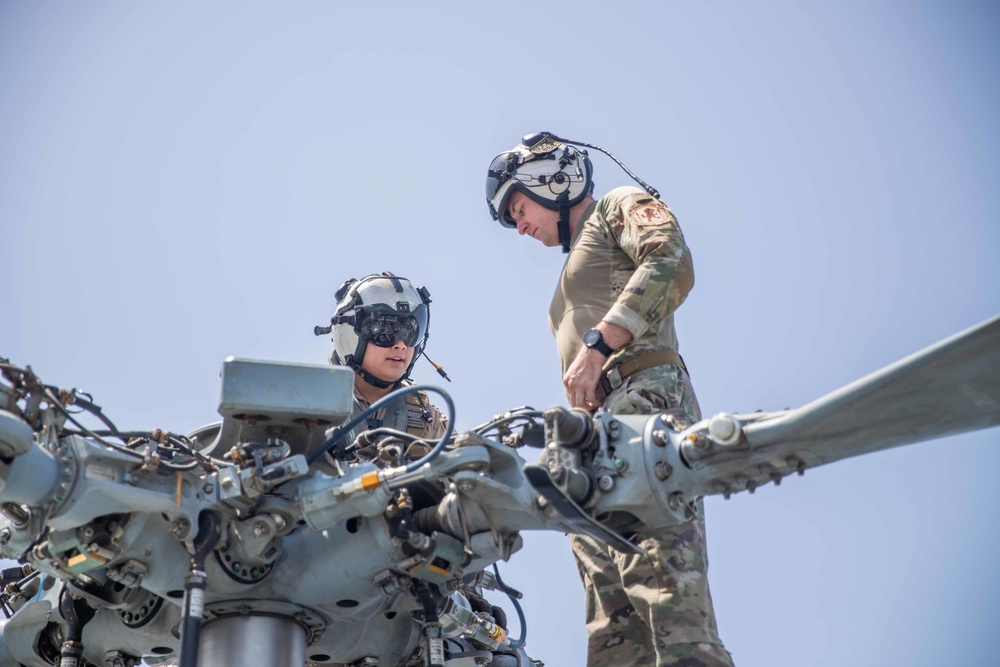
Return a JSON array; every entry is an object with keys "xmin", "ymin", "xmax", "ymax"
[
  {"xmin": 600, "ymin": 185, "xmax": 646, "ymax": 202},
  {"xmin": 594, "ymin": 185, "xmax": 648, "ymax": 215}
]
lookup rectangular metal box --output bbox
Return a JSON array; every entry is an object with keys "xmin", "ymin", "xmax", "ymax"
[{"xmin": 218, "ymin": 357, "xmax": 354, "ymax": 426}]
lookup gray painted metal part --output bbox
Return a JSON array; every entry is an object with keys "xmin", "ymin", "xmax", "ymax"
[{"xmin": 0, "ymin": 316, "xmax": 995, "ymax": 667}]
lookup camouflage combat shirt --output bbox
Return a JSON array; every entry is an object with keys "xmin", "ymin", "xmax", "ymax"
[
  {"xmin": 549, "ymin": 186, "xmax": 694, "ymax": 379},
  {"xmin": 350, "ymin": 382, "xmax": 447, "ymax": 440}
]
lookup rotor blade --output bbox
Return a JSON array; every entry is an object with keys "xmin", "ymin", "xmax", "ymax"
[{"xmin": 743, "ymin": 314, "xmax": 1000, "ymax": 465}]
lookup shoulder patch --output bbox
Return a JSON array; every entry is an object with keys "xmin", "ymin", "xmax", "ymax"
[{"xmin": 626, "ymin": 199, "xmax": 672, "ymax": 228}]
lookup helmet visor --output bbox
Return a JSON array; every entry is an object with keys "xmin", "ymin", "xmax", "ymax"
[
  {"xmin": 355, "ymin": 303, "xmax": 428, "ymax": 348},
  {"xmin": 486, "ymin": 151, "xmax": 521, "ymax": 222}
]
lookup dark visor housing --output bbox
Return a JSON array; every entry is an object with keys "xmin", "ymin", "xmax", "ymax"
[{"xmin": 355, "ymin": 303, "xmax": 428, "ymax": 348}]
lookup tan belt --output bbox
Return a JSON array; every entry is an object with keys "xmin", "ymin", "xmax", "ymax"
[{"xmin": 598, "ymin": 349, "xmax": 686, "ymax": 400}]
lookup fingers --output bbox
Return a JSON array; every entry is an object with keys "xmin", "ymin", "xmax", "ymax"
[
  {"xmin": 567, "ymin": 385, "xmax": 600, "ymax": 410},
  {"xmin": 563, "ymin": 348, "xmax": 604, "ymax": 409}
]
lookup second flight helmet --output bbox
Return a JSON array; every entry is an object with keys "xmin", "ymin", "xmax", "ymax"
[{"xmin": 320, "ymin": 272, "xmax": 433, "ymax": 390}]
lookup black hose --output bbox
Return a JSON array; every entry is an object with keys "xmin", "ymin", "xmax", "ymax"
[
  {"xmin": 57, "ymin": 586, "xmax": 94, "ymax": 666},
  {"xmin": 64, "ymin": 393, "xmax": 123, "ymax": 441},
  {"xmin": 307, "ymin": 384, "xmax": 455, "ymax": 468},
  {"xmin": 470, "ymin": 407, "xmax": 543, "ymax": 433},
  {"xmin": 414, "ymin": 583, "xmax": 445, "ymax": 667},
  {"xmin": 492, "ymin": 564, "xmax": 527, "ymax": 649},
  {"xmin": 44, "ymin": 389, "xmax": 145, "ymax": 460},
  {"xmin": 178, "ymin": 512, "xmax": 221, "ymax": 667}
]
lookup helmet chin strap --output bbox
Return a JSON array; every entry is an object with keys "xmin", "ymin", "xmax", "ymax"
[
  {"xmin": 354, "ymin": 365, "xmax": 401, "ymax": 390},
  {"xmin": 557, "ymin": 191, "xmax": 571, "ymax": 253},
  {"xmin": 347, "ymin": 349, "xmax": 404, "ymax": 390}
]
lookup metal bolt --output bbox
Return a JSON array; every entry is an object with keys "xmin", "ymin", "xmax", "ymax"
[
  {"xmin": 654, "ymin": 462, "xmax": 672, "ymax": 480},
  {"xmin": 220, "ymin": 477, "xmax": 236, "ymax": 491},
  {"xmin": 690, "ymin": 434, "xmax": 708, "ymax": 449},
  {"xmin": 613, "ymin": 458, "xmax": 627, "ymax": 472},
  {"xmin": 456, "ymin": 480, "xmax": 475, "ymax": 493},
  {"xmin": 745, "ymin": 480, "xmax": 757, "ymax": 494},
  {"xmin": 203, "ymin": 483, "xmax": 214, "ymax": 493},
  {"xmin": 252, "ymin": 521, "xmax": 269, "ymax": 537},
  {"xmin": 169, "ymin": 519, "xmax": 190, "ymax": 538},
  {"xmin": 652, "ymin": 431, "xmax": 669, "ymax": 447},
  {"xmin": 81, "ymin": 526, "xmax": 95, "ymax": 539},
  {"xmin": 597, "ymin": 476, "xmax": 615, "ymax": 492},
  {"xmin": 607, "ymin": 420, "xmax": 620, "ymax": 440},
  {"xmin": 770, "ymin": 472, "xmax": 782, "ymax": 486},
  {"xmin": 667, "ymin": 492, "xmax": 686, "ymax": 510}
]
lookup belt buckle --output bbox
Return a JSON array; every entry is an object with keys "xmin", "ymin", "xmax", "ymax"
[{"xmin": 606, "ymin": 366, "xmax": 623, "ymax": 391}]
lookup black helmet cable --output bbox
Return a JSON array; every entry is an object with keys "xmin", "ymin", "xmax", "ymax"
[{"xmin": 522, "ymin": 131, "xmax": 661, "ymax": 200}]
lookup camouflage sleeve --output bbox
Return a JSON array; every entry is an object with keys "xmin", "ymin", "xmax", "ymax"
[{"xmin": 598, "ymin": 186, "xmax": 694, "ymax": 339}]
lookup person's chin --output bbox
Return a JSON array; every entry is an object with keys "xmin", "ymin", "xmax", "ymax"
[{"xmin": 377, "ymin": 367, "xmax": 405, "ymax": 383}]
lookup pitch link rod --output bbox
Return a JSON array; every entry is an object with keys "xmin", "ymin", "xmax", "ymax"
[{"xmin": 178, "ymin": 512, "xmax": 222, "ymax": 667}]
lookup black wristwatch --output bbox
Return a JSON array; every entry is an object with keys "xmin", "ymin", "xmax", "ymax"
[{"xmin": 583, "ymin": 328, "xmax": 614, "ymax": 358}]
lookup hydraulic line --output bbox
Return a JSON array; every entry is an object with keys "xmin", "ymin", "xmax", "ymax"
[
  {"xmin": 307, "ymin": 384, "xmax": 455, "ymax": 471},
  {"xmin": 178, "ymin": 512, "xmax": 222, "ymax": 667},
  {"xmin": 414, "ymin": 583, "xmax": 445, "ymax": 667},
  {"xmin": 492, "ymin": 564, "xmax": 527, "ymax": 649},
  {"xmin": 58, "ymin": 587, "xmax": 94, "ymax": 667}
]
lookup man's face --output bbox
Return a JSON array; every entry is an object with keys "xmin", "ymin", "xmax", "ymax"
[
  {"xmin": 359, "ymin": 339, "xmax": 415, "ymax": 383},
  {"xmin": 507, "ymin": 190, "xmax": 561, "ymax": 247}
]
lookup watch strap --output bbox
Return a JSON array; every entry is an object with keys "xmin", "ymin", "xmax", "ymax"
[{"xmin": 585, "ymin": 328, "xmax": 614, "ymax": 357}]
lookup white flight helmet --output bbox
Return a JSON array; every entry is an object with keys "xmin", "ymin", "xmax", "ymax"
[
  {"xmin": 327, "ymin": 272, "xmax": 432, "ymax": 389},
  {"xmin": 486, "ymin": 132, "xmax": 595, "ymax": 229}
]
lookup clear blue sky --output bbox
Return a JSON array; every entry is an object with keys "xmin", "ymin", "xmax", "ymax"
[{"xmin": 2, "ymin": 2, "xmax": 998, "ymax": 665}]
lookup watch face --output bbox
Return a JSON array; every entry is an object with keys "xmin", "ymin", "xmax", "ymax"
[{"xmin": 583, "ymin": 329, "xmax": 601, "ymax": 347}]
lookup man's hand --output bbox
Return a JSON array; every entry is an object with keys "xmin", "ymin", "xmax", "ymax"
[{"xmin": 563, "ymin": 322, "xmax": 632, "ymax": 410}]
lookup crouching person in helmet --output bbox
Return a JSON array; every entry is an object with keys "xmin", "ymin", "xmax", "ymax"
[{"xmin": 318, "ymin": 272, "xmax": 448, "ymax": 460}]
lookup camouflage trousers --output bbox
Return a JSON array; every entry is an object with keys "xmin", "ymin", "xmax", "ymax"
[{"xmin": 570, "ymin": 364, "xmax": 734, "ymax": 667}]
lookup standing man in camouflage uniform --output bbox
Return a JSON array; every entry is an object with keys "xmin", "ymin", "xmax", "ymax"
[{"xmin": 485, "ymin": 133, "xmax": 733, "ymax": 667}]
